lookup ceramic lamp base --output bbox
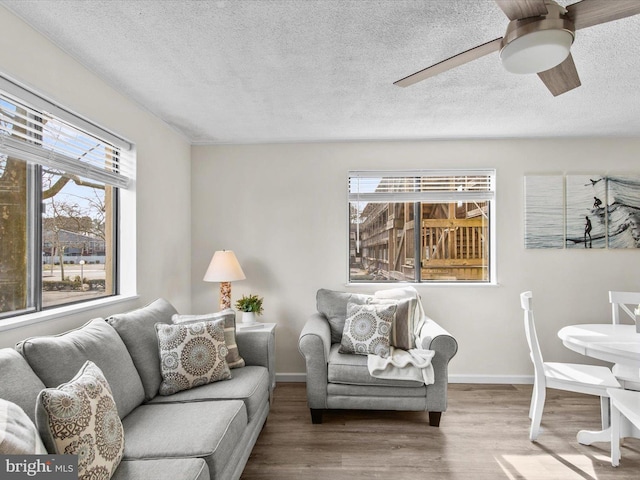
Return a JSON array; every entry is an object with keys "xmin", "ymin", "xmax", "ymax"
[{"xmin": 219, "ymin": 282, "xmax": 232, "ymax": 310}]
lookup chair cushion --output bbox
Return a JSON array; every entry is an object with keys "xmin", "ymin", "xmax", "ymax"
[
  {"xmin": 0, "ymin": 348, "xmax": 46, "ymax": 423},
  {"xmin": 316, "ymin": 289, "xmax": 372, "ymax": 343},
  {"xmin": 16, "ymin": 318, "xmax": 145, "ymax": 419},
  {"xmin": 328, "ymin": 344, "xmax": 423, "ymax": 388},
  {"xmin": 0, "ymin": 399, "xmax": 47, "ymax": 454},
  {"xmin": 106, "ymin": 298, "xmax": 178, "ymax": 401},
  {"xmin": 172, "ymin": 310, "xmax": 245, "ymax": 369},
  {"xmin": 339, "ymin": 302, "xmax": 395, "ymax": 357},
  {"xmin": 155, "ymin": 320, "xmax": 231, "ymax": 395},
  {"xmin": 121, "ymin": 401, "xmax": 247, "ymax": 480},
  {"xmin": 148, "ymin": 366, "xmax": 269, "ymax": 422},
  {"xmin": 36, "ymin": 361, "xmax": 124, "ymax": 478}
]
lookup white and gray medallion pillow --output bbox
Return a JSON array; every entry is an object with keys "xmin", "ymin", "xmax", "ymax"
[
  {"xmin": 172, "ymin": 310, "xmax": 245, "ymax": 369},
  {"xmin": 339, "ymin": 302, "xmax": 396, "ymax": 357},
  {"xmin": 155, "ymin": 320, "xmax": 231, "ymax": 395},
  {"xmin": 36, "ymin": 361, "xmax": 124, "ymax": 480}
]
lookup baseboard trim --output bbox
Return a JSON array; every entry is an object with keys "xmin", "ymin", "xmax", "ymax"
[
  {"xmin": 276, "ymin": 373, "xmax": 307, "ymax": 383},
  {"xmin": 275, "ymin": 373, "xmax": 534, "ymax": 385},
  {"xmin": 449, "ymin": 374, "xmax": 533, "ymax": 384}
]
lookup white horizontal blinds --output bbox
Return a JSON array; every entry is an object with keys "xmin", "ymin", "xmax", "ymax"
[
  {"xmin": 349, "ymin": 169, "xmax": 495, "ymax": 203},
  {"xmin": 0, "ymin": 83, "xmax": 132, "ymax": 189}
]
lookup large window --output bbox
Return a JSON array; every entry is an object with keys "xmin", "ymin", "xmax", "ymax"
[
  {"xmin": 0, "ymin": 77, "xmax": 132, "ymax": 318},
  {"xmin": 348, "ymin": 170, "xmax": 496, "ymax": 283}
]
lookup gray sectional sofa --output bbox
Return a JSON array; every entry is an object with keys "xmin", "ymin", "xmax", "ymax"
[{"xmin": 0, "ymin": 298, "xmax": 275, "ymax": 480}]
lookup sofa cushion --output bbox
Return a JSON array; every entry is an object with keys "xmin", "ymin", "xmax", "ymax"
[
  {"xmin": 155, "ymin": 320, "xmax": 231, "ymax": 395},
  {"xmin": 0, "ymin": 348, "xmax": 46, "ymax": 423},
  {"xmin": 36, "ymin": 361, "xmax": 124, "ymax": 478},
  {"xmin": 16, "ymin": 318, "xmax": 145, "ymax": 419},
  {"xmin": 148, "ymin": 366, "xmax": 269, "ymax": 422},
  {"xmin": 339, "ymin": 302, "xmax": 395, "ymax": 357},
  {"xmin": 328, "ymin": 344, "xmax": 423, "ymax": 388},
  {"xmin": 316, "ymin": 289, "xmax": 372, "ymax": 343},
  {"xmin": 0, "ymin": 399, "xmax": 47, "ymax": 454},
  {"xmin": 172, "ymin": 310, "xmax": 245, "ymax": 369},
  {"xmin": 106, "ymin": 298, "xmax": 178, "ymax": 401},
  {"xmin": 112, "ymin": 459, "xmax": 209, "ymax": 480},
  {"xmin": 121, "ymin": 401, "xmax": 247, "ymax": 480}
]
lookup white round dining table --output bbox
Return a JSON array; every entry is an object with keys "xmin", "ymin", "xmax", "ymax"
[
  {"xmin": 558, "ymin": 323, "xmax": 640, "ymax": 369},
  {"xmin": 557, "ymin": 323, "xmax": 640, "ymax": 446}
]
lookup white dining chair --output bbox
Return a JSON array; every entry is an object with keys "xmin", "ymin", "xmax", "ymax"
[
  {"xmin": 520, "ymin": 291, "xmax": 621, "ymax": 441},
  {"xmin": 608, "ymin": 388, "xmax": 640, "ymax": 467},
  {"xmin": 608, "ymin": 291, "xmax": 640, "ymax": 324}
]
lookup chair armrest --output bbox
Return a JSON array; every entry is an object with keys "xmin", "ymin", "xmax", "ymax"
[
  {"xmin": 420, "ymin": 316, "xmax": 458, "ymax": 412},
  {"xmin": 236, "ymin": 327, "xmax": 276, "ymax": 391},
  {"xmin": 298, "ymin": 313, "xmax": 331, "ymax": 408}
]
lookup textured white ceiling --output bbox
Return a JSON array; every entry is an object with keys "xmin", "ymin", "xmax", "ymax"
[{"xmin": 2, "ymin": 0, "xmax": 640, "ymax": 144}]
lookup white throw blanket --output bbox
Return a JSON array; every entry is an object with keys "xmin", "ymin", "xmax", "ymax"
[
  {"xmin": 368, "ymin": 347, "xmax": 435, "ymax": 384},
  {"xmin": 366, "ymin": 287, "xmax": 435, "ymax": 385}
]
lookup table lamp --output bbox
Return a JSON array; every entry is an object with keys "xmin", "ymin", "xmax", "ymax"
[{"xmin": 203, "ymin": 250, "xmax": 246, "ymax": 310}]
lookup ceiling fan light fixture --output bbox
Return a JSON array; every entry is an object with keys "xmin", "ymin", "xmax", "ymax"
[{"xmin": 500, "ymin": 28, "xmax": 573, "ymax": 74}]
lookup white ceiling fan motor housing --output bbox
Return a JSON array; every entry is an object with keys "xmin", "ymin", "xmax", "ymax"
[{"xmin": 500, "ymin": 2, "xmax": 575, "ymax": 74}]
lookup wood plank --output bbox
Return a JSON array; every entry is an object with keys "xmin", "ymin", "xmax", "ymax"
[{"xmin": 241, "ymin": 383, "xmax": 640, "ymax": 479}]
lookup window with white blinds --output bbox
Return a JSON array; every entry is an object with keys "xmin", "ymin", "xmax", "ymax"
[
  {"xmin": 0, "ymin": 74, "xmax": 132, "ymax": 320},
  {"xmin": 348, "ymin": 169, "xmax": 496, "ymax": 284},
  {"xmin": 0, "ymin": 75, "xmax": 132, "ymax": 188}
]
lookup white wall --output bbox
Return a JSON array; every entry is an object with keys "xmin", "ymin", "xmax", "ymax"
[
  {"xmin": 0, "ymin": 7, "xmax": 192, "ymax": 347},
  {"xmin": 191, "ymin": 139, "xmax": 640, "ymax": 381}
]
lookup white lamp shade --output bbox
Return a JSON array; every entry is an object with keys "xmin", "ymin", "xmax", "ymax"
[
  {"xmin": 203, "ymin": 250, "xmax": 246, "ymax": 282},
  {"xmin": 500, "ymin": 29, "xmax": 573, "ymax": 74}
]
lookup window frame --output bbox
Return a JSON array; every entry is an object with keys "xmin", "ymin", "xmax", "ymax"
[
  {"xmin": 347, "ymin": 169, "xmax": 497, "ymax": 286},
  {"xmin": 0, "ymin": 74, "xmax": 136, "ymax": 326}
]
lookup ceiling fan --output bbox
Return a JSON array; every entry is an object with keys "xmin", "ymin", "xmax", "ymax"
[{"xmin": 394, "ymin": 0, "xmax": 640, "ymax": 96}]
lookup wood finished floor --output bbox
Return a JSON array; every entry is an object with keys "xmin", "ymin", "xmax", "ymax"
[{"xmin": 241, "ymin": 383, "xmax": 640, "ymax": 480}]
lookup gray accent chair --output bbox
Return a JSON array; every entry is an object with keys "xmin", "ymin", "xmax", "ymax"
[{"xmin": 298, "ymin": 289, "xmax": 458, "ymax": 426}]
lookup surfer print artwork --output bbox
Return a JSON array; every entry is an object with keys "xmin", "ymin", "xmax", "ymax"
[
  {"xmin": 524, "ymin": 175, "xmax": 565, "ymax": 249},
  {"xmin": 566, "ymin": 175, "xmax": 606, "ymax": 249},
  {"xmin": 524, "ymin": 174, "xmax": 640, "ymax": 250}
]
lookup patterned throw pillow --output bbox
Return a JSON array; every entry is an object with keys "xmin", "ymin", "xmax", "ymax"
[
  {"xmin": 155, "ymin": 320, "xmax": 231, "ymax": 396},
  {"xmin": 36, "ymin": 361, "xmax": 124, "ymax": 479},
  {"xmin": 172, "ymin": 310, "xmax": 245, "ymax": 368},
  {"xmin": 368, "ymin": 297, "xmax": 417, "ymax": 350},
  {"xmin": 339, "ymin": 302, "xmax": 396, "ymax": 357}
]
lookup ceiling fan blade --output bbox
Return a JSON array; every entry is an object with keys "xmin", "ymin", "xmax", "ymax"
[
  {"xmin": 494, "ymin": 0, "xmax": 548, "ymax": 20},
  {"xmin": 537, "ymin": 54, "xmax": 581, "ymax": 96},
  {"xmin": 394, "ymin": 38, "xmax": 503, "ymax": 87},
  {"xmin": 566, "ymin": 0, "xmax": 640, "ymax": 30}
]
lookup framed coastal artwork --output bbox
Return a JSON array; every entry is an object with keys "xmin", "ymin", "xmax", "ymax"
[
  {"xmin": 606, "ymin": 175, "xmax": 640, "ymax": 249},
  {"xmin": 524, "ymin": 175, "xmax": 564, "ymax": 249},
  {"xmin": 565, "ymin": 175, "xmax": 606, "ymax": 249},
  {"xmin": 525, "ymin": 173, "xmax": 640, "ymax": 250}
]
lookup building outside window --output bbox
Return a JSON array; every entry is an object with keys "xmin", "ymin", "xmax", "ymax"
[
  {"xmin": 0, "ymin": 77, "xmax": 132, "ymax": 318},
  {"xmin": 348, "ymin": 170, "xmax": 496, "ymax": 283}
]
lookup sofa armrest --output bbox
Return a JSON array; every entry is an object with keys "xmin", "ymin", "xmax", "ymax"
[
  {"xmin": 298, "ymin": 313, "xmax": 331, "ymax": 408},
  {"xmin": 236, "ymin": 328, "xmax": 276, "ymax": 391},
  {"xmin": 420, "ymin": 316, "xmax": 458, "ymax": 412}
]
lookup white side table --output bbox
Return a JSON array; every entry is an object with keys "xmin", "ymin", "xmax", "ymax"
[{"xmin": 236, "ymin": 322, "xmax": 276, "ymax": 391}]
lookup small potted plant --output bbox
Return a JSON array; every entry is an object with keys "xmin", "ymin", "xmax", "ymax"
[{"xmin": 235, "ymin": 294, "xmax": 264, "ymax": 325}]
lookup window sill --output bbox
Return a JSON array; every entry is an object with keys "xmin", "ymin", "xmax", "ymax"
[{"xmin": 0, "ymin": 294, "xmax": 139, "ymax": 333}]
